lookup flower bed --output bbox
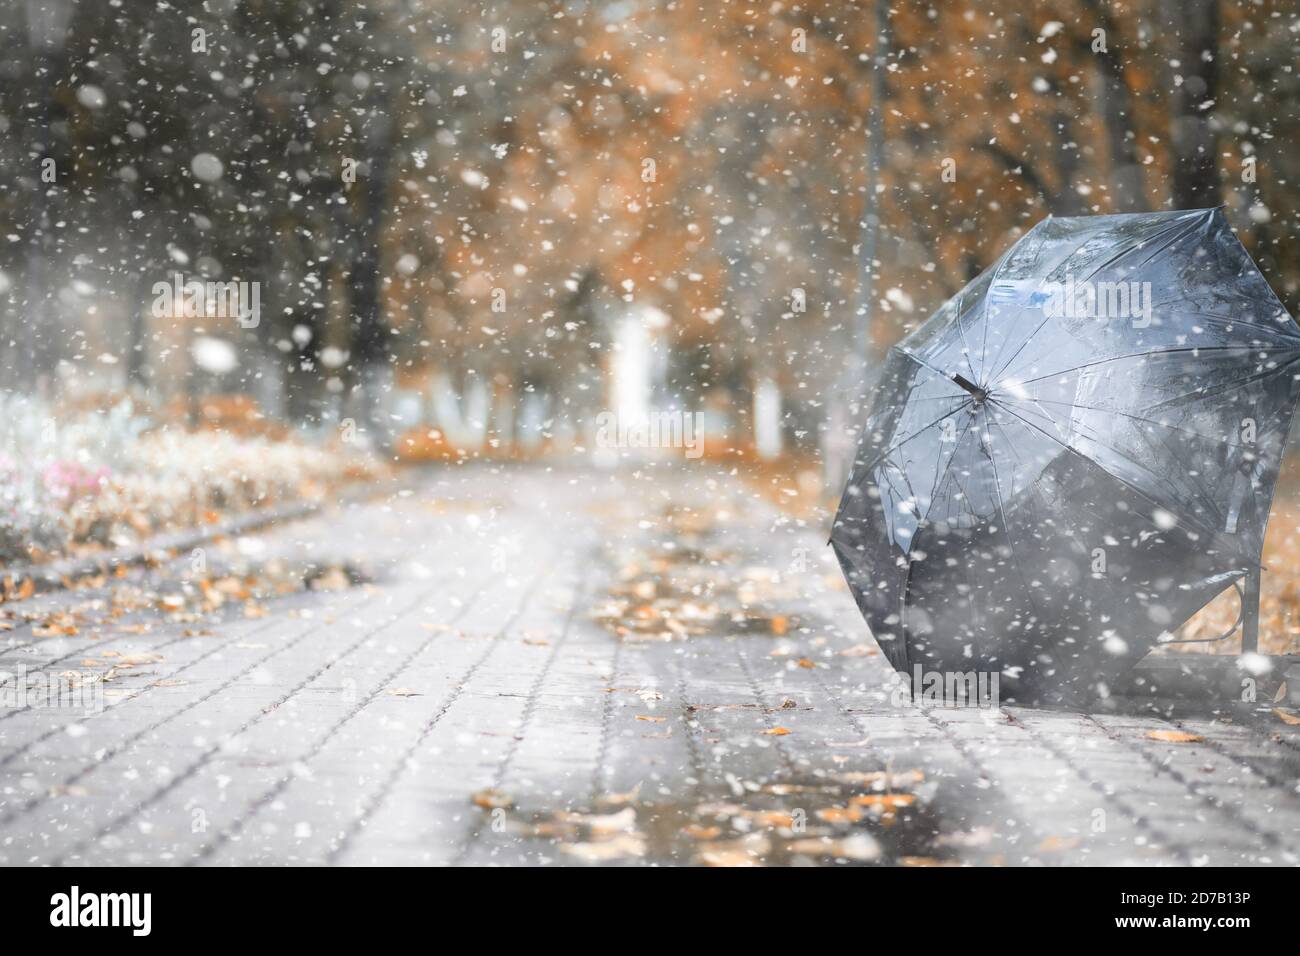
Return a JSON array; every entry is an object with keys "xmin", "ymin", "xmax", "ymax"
[{"xmin": 0, "ymin": 395, "xmax": 383, "ymax": 568}]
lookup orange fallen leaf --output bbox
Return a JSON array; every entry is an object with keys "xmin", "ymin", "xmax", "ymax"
[
  {"xmin": 561, "ymin": 834, "xmax": 647, "ymax": 861},
  {"xmin": 750, "ymin": 811, "xmax": 795, "ymax": 828},
  {"xmin": 900, "ymin": 856, "xmax": 956, "ymax": 867},
  {"xmin": 789, "ymin": 835, "xmax": 881, "ymax": 861},
  {"xmin": 158, "ymin": 594, "xmax": 186, "ymax": 612},
  {"xmin": 682, "ymin": 824, "xmax": 722, "ymax": 840},
  {"xmin": 117, "ymin": 653, "xmax": 164, "ymax": 667},
  {"xmin": 850, "ymin": 793, "xmax": 916, "ymax": 809},
  {"xmin": 839, "ymin": 643, "xmax": 877, "ymax": 657},
  {"xmin": 1272, "ymin": 708, "xmax": 1300, "ymax": 726},
  {"xmin": 471, "ymin": 788, "xmax": 512, "ymax": 810},
  {"xmin": 815, "ymin": 806, "xmax": 864, "ymax": 824},
  {"xmin": 770, "ymin": 616, "xmax": 788, "ymax": 635},
  {"xmin": 1146, "ymin": 729, "xmax": 1204, "ymax": 743},
  {"xmin": 796, "ymin": 658, "xmax": 816, "ymax": 669},
  {"xmin": 1038, "ymin": 835, "xmax": 1082, "ymax": 853},
  {"xmin": 635, "ymin": 715, "xmax": 666, "ymax": 722},
  {"xmin": 763, "ymin": 727, "xmax": 791, "ymax": 736}
]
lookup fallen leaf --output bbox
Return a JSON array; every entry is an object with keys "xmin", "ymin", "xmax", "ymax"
[
  {"xmin": 308, "ymin": 568, "xmax": 352, "ymax": 592},
  {"xmin": 1146, "ymin": 729, "xmax": 1204, "ymax": 743},
  {"xmin": 558, "ymin": 807, "xmax": 637, "ymax": 834},
  {"xmin": 387, "ymin": 687, "xmax": 421, "ymax": 697},
  {"xmin": 158, "ymin": 594, "xmax": 186, "ymax": 612},
  {"xmin": 763, "ymin": 726, "xmax": 791, "ymax": 736},
  {"xmin": 560, "ymin": 833, "xmax": 646, "ymax": 861},
  {"xmin": 788, "ymin": 834, "xmax": 881, "ymax": 861},
  {"xmin": 594, "ymin": 784, "xmax": 641, "ymax": 808},
  {"xmin": 815, "ymin": 806, "xmax": 864, "ymax": 824},
  {"xmin": 850, "ymin": 793, "xmax": 916, "ymax": 809},
  {"xmin": 682, "ymin": 824, "xmax": 723, "ymax": 840},
  {"xmin": 835, "ymin": 769, "xmax": 925, "ymax": 790},
  {"xmin": 839, "ymin": 643, "xmax": 877, "ymax": 657},
  {"xmin": 901, "ymin": 856, "xmax": 956, "ymax": 867},
  {"xmin": 1272, "ymin": 708, "xmax": 1300, "ymax": 726},
  {"xmin": 635, "ymin": 715, "xmax": 666, "ymax": 723},
  {"xmin": 1037, "ymin": 835, "xmax": 1082, "ymax": 853},
  {"xmin": 471, "ymin": 788, "xmax": 512, "ymax": 810},
  {"xmin": 694, "ymin": 834, "xmax": 770, "ymax": 867},
  {"xmin": 116, "ymin": 653, "xmax": 163, "ymax": 667}
]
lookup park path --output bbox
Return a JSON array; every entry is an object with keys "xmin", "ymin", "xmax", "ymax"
[{"xmin": 1, "ymin": 461, "xmax": 1298, "ymax": 866}]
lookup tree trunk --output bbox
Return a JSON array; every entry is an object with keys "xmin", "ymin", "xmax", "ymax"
[
  {"xmin": 1169, "ymin": 0, "xmax": 1222, "ymax": 208},
  {"xmin": 855, "ymin": 0, "xmax": 891, "ymax": 368},
  {"xmin": 827, "ymin": 0, "xmax": 891, "ymax": 487},
  {"xmin": 347, "ymin": 107, "xmax": 396, "ymax": 445},
  {"xmin": 1082, "ymin": 0, "xmax": 1147, "ymax": 212},
  {"xmin": 127, "ymin": 268, "xmax": 153, "ymax": 390},
  {"xmin": 285, "ymin": 300, "xmax": 324, "ymax": 424}
]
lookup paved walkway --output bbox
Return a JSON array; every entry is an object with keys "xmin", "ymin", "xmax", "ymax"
[{"xmin": 1, "ymin": 462, "xmax": 1298, "ymax": 866}]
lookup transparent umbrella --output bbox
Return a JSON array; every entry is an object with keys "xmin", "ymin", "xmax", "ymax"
[{"xmin": 832, "ymin": 208, "xmax": 1300, "ymax": 694}]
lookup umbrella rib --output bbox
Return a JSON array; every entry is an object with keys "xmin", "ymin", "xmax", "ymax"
[
  {"xmin": 848, "ymin": 399, "xmax": 974, "ymax": 481},
  {"xmin": 993, "ymin": 396, "xmax": 1203, "ymax": 531},
  {"xmin": 1006, "ymin": 353, "xmax": 1300, "ymax": 427},
  {"xmin": 1145, "ymin": 303, "xmax": 1300, "ymax": 341},
  {"xmin": 1138, "ymin": 353, "xmax": 1300, "ymax": 413},
  {"xmin": 987, "ymin": 309, "xmax": 1055, "ymax": 385},
  {"xmin": 983, "ymin": 213, "xmax": 1212, "ymax": 386},
  {"xmin": 1007, "ymin": 394, "xmax": 1243, "ymax": 530},
  {"xmin": 894, "ymin": 346, "xmax": 964, "ymax": 386},
  {"xmin": 1002, "ymin": 345, "xmax": 1297, "ymax": 389},
  {"xmin": 987, "ymin": 398, "xmax": 1252, "ymax": 563},
  {"xmin": 1124, "ymin": 213, "xmax": 1211, "ymax": 274},
  {"xmin": 984, "ymin": 410, "xmax": 1131, "ymax": 625},
  {"xmin": 984, "ymin": 409, "xmax": 1131, "ymax": 641},
  {"xmin": 975, "ymin": 405, "xmax": 1048, "ymax": 638},
  {"xmin": 1001, "ymin": 394, "xmax": 1254, "ymax": 452},
  {"xmin": 975, "ymin": 218, "xmax": 1054, "ymax": 381},
  {"xmin": 951, "ymin": 286, "xmax": 982, "ymax": 383},
  {"xmin": 1075, "ymin": 213, "xmax": 1205, "ymax": 286},
  {"xmin": 920, "ymin": 410, "xmax": 978, "ymax": 527},
  {"xmin": 935, "ymin": 443, "xmax": 985, "ymax": 650},
  {"xmin": 1075, "ymin": 409, "xmax": 1229, "ymax": 530}
]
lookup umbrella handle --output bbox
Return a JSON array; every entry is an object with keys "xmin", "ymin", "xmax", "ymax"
[
  {"xmin": 1161, "ymin": 571, "xmax": 1259, "ymax": 647},
  {"xmin": 1241, "ymin": 566, "xmax": 1260, "ymax": 654}
]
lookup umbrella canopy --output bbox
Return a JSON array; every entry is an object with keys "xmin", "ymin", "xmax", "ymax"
[{"xmin": 831, "ymin": 208, "xmax": 1300, "ymax": 693}]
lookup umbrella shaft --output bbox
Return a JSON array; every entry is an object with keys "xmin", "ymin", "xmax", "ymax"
[{"xmin": 951, "ymin": 372, "xmax": 987, "ymax": 402}]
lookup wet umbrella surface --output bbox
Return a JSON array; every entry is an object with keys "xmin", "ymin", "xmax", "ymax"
[{"xmin": 832, "ymin": 208, "xmax": 1300, "ymax": 695}]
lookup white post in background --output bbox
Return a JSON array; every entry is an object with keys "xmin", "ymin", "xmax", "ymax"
[
  {"xmin": 754, "ymin": 376, "xmax": 783, "ymax": 460},
  {"xmin": 612, "ymin": 312, "xmax": 652, "ymax": 423}
]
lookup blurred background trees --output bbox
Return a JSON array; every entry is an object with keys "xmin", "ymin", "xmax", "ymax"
[{"xmin": 1, "ymin": 0, "xmax": 1297, "ymax": 471}]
